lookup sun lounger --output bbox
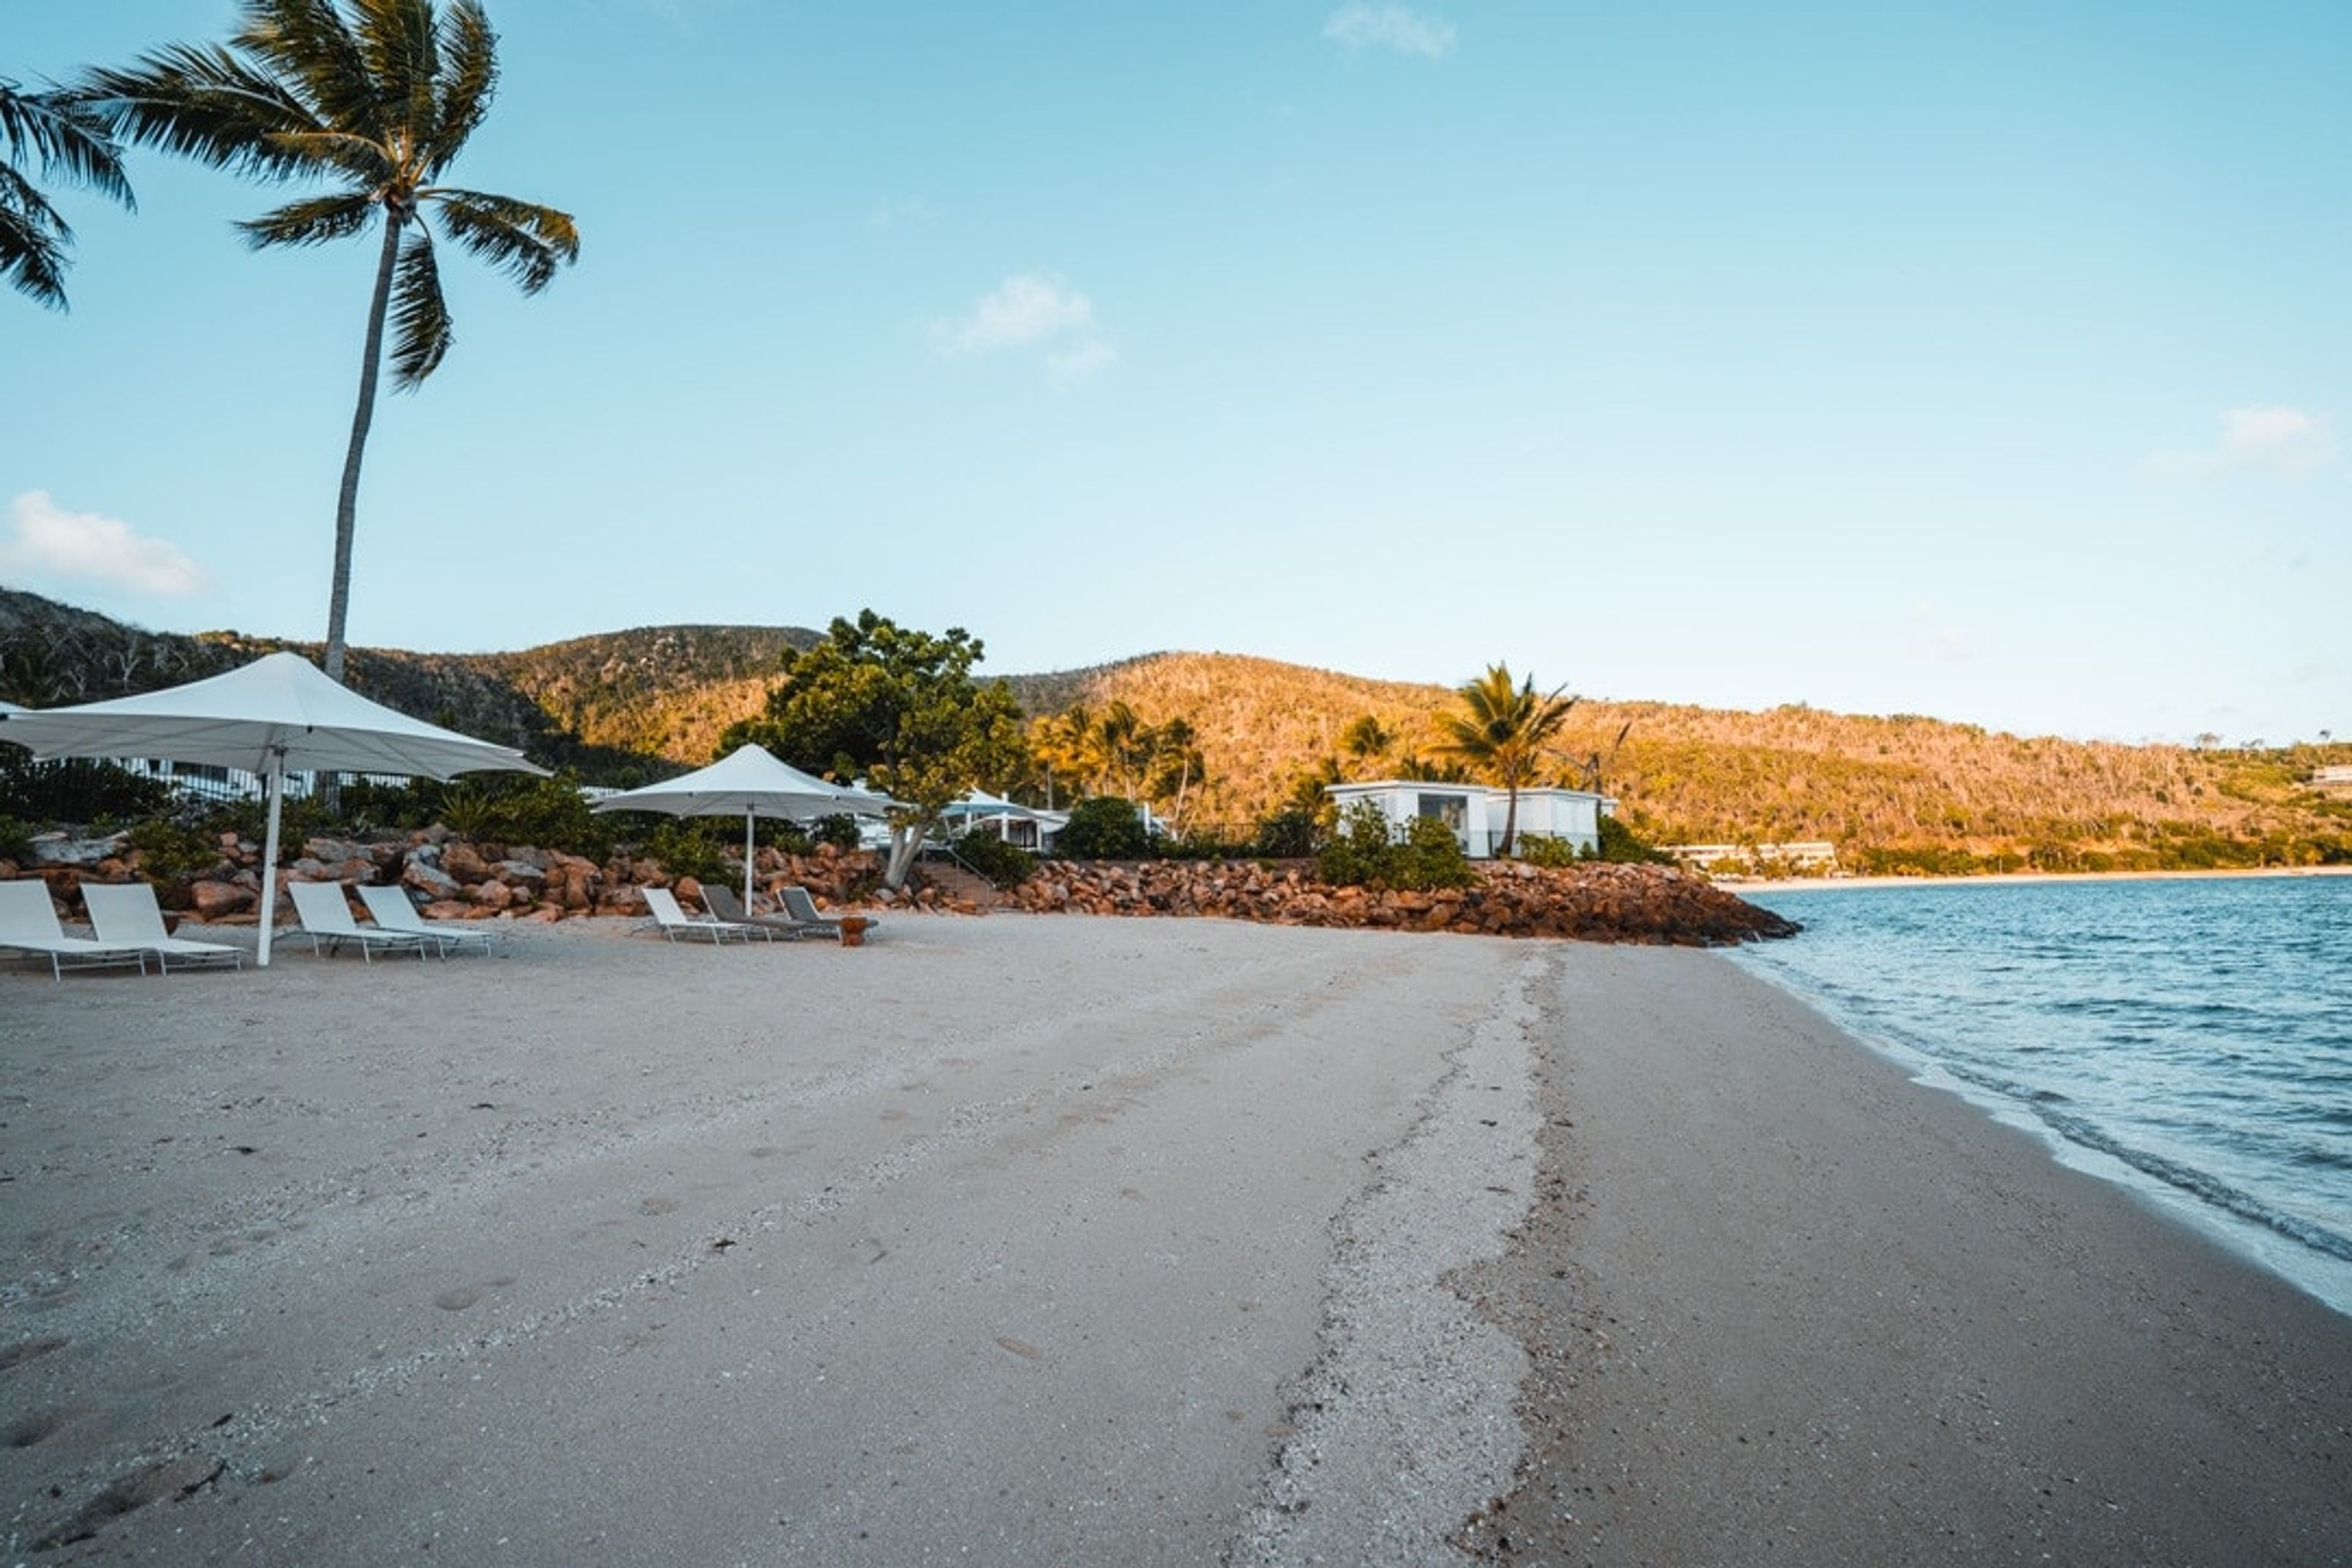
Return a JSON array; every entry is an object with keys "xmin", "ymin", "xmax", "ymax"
[
  {"xmin": 779, "ymin": 885, "xmax": 872, "ymax": 938},
  {"xmin": 287, "ymin": 880, "xmax": 431, "ymax": 962},
  {"xmin": 356, "ymin": 884, "xmax": 498, "ymax": 958},
  {"xmin": 701, "ymin": 883, "xmax": 820, "ymax": 938},
  {"xmin": 80, "ymin": 882, "xmax": 243, "ymax": 972},
  {"xmin": 641, "ymin": 885, "xmax": 774, "ymax": 944},
  {"xmin": 0, "ymin": 880, "xmax": 149, "ymax": 979}
]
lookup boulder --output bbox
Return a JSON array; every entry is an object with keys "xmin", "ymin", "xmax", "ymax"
[{"xmin": 186, "ymin": 880, "xmax": 254, "ymax": 919}]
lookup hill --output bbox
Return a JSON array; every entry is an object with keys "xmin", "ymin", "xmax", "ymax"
[{"xmin": 3, "ymin": 592, "xmax": 2345, "ymax": 872}]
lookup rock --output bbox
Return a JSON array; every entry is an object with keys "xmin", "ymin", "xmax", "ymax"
[
  {"xmin": 187, "ymin": 880, "xmax": 254, "ymax": 919},
  {"xmin": 469, "ymin": 880, "xmax": 514, "ymax": 911},
  {"xmin": 440, "ymin": 842, "xmax": 492, "ymax": 883}
]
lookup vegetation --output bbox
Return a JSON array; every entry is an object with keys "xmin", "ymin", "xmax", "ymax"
[
  {"xmin": 1431, "ymin": 663, "xmax": 1577, "ymax": 858},
  {"xmin": 1317, "ymin": 801, "xmax": 1475, "ymax": 892},
  {"xmin": 948, "ymin": 829, "xmax": 1038, "ymax": 889},
  {"xmin": 86, "ymin": 0, "xmax": 579, "ymax": 684},
  {"xmin": 1, "ymin": 75, "xmax": 134, "ymax": 309},
  {"xmin": 720, "ymin": 611, "xmax": 1029, "ymax": 889},
  {"xmin": 1055, "ymin": 796, "xmax": 1154, "ymax": 860},
  {"xmin": 7, "ymin": 589, "xmax": 2347, "ymax": 878}
]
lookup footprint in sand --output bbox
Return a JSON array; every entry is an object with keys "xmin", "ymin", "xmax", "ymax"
[{"xmin": 639, "ymin": 1196, "xmax": 680, "ymax": 1216}]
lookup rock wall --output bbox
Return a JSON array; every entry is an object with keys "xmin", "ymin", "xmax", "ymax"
[{"xmin": 1001, "ymin": 858, "xmax": 1798, "ymax": 946}]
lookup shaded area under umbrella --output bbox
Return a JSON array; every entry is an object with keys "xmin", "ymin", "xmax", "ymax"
[{"xmin": 0, "ymin": 652, "xmax": 546, "ymax": 966}]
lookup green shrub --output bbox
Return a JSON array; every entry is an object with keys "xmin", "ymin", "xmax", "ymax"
[
  {"xmin": 1057, "ymin": 796, "xmax": 1153, "ymax": 859},
  {"xmin": 1250, "ymin": 807, "xmax": 1319, "ymax": 859},
  {"xmin": 805, "ymin": 813, "xmax": 864, "ymax": 850},
  {"xmin": 0, "ymin": 754, "xmax": 173, "ymax": 824},
  {"xmin": 438, "ymin": 772, "xmax": 616, "ymax": 858},
  {"xmin": 1592, "ymin": 815, "xmax": 1673, "ymax": 864},
  {"xmin": 126, "ymin": 819, "xmax": 222, "ymax": 885},
  {"xmin": 948, "ymin": 829, "xmax": 1038, "ymax": 889},
  {"xmin": 1516, "ymin": 832, "xmax": 1581, "ymax": 869},
  {"xmin": 0, "ymin": 813, "xmax": 32, "ymax": 864},
  {"xmin": 639, "ymin": 818, "xmax": 729, "ymax": 883},
  {"xmin": 1317, "ymin": 801, "xmax": 1474, "ymax": 891}
]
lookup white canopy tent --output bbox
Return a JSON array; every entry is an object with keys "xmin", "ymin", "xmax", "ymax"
[
  {"xmin": 0, "ymin": 652, "xmax": 546, "ymax": 965},
  {"xmin": 590, "ymin": 743, "xmax": 894, "ymax": 913}
]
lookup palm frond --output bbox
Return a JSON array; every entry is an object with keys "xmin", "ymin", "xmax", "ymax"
[
  {"xmin": 0, "ymin": 159, "xmax": 74, "ymax": 309},
  {"xmin": 264, "ymin": 126, "xmax": 397, "ymax": 187},
  {"xmin": 237, "ymin": 0, "xmax": 382, "ymax": 140},
  {"xmin": 426, "ymin": 1, "xmax": 499, "ymax": 176},
  {"xmin": 349, "ymin": 0, "xmax": 442, "ymax": 135},
  {"xmin": 82, "ymin": 44, "xmax": 326, "ymax": 182},
  {"xmin": 386, "ymin": 223, "xmax": 451, "ymax": 387},
  {"xmin": 0, "ymin": 81, "xmax": 135, "ymax": 208},
  {"xmin": 238, "ymin": 189, "xmax": 377, "ymax": 248},
  {"xmin": 428, "ymin": 186, "xmax": 578, "ymax": 292}
]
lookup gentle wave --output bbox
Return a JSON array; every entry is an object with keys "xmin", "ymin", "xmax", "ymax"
[{"xmin": 1732, "ymin": 876, "xmax": 2352, "ymax": 1315}]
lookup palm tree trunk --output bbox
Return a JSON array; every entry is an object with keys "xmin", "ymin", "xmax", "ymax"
[
  {"xmin": 324, "ymin": 212, "xmax": 404, "ymax": 684},
  {"xmin": 1501, "ymin": 782, "xmax": 1521, "ymax": 859}
]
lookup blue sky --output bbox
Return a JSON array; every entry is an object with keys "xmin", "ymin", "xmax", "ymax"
[{"xmin": 7, "ymin": 1, "xmax": 2346, "ymax": 746}]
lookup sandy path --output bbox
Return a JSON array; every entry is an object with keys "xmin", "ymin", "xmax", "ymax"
[{"xmin": 2, "ymin": 914, "xmax": 1542, "ymax": 1564}]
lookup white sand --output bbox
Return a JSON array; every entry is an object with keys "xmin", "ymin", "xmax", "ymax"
[{"xmin": 6, "ymin": 913, "xmax": 2346, "ymax": 1566}]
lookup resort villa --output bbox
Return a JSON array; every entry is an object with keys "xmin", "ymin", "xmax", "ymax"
[{"xmin": 1325, "ymin": 780, "xmax": 1615, "ymax": 859}]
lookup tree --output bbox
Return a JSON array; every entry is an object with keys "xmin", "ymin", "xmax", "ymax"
[
  {"xmin": 85, "ymin": 0, "xmax": 578, "ymax": 682},
  {"xmin": 1432, "ymin": 663, "xmax": 1577, "ymax": 858},
  {"xmin": 1, "ymin": 77, "xmax": 134, "ymax": 309},
  {"xmin": 720, "ymin": 611, "xmax": 1029, "ymax": 889}
]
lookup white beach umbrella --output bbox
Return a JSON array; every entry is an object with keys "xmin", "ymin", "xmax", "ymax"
[
  {"xmin": 590, "ymin": 742, "xmax": 894, "ymax": 911},
  {"xmin": 0, "ymin": 652, "xmax": 546, "ymax": 966}
]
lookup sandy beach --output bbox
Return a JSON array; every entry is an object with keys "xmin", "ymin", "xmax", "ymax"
[{"xmin": 4, "ymin": 913, "xmax": 2347, "ymax": 1565}]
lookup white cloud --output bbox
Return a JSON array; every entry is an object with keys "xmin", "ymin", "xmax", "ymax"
[
  {"xmin": 932, "ymin": 274, "xmax": 1115, "ymax": 384},
  {"xmin": 1, "ymin": 491, "xmax": 212, "ymax": 596},
  {"xmin": 2151, "ymin": 405, "xmax": 2340, "ymax": 478},
  {"xmin": 1323, "ymin": 3, "xmax": 1457, "ymax": 58}
]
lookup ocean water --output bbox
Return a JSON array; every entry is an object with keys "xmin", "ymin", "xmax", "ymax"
[{"xmin": 1728, "ymin": 875, "xmax": 2352, "ymax": 1317}]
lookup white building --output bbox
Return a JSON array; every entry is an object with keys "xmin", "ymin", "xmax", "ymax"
[{"xmin": 1325, "ymin": 780, "xmax": 1613, "ymax": 859}]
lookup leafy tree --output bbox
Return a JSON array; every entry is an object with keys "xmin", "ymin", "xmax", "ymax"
[
  {"xmin": 1338, "ymin": 714, "xmax": 1392, "ymax": 773},
  {"xmin": 721, "ymin": 610, "xmax": 1028, "ymax": 889},
  {"xmin": 1433, "ymin": 663, "xmax": 1577, "ymax": 858},
  {"xmin": 1, "ymin": 76, "xmax": 134, "ymax": 308},
  {"xmin": 85, "ymin": 0, "xmax": 579, "ymax": 682}
]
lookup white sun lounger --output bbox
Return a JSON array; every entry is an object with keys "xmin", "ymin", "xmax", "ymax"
[
  {"xmin": 0, "ymin": 880, "xmax": 149, "ymax": 980},
  {"xmin": 287, "ymin": 880, "xmax": 431, "ymax": 963},
  {"xmin": 356, "ymin": 884, "xmax": 498, "ymax": 958},
  {"xmin": 80, "ymin": 882, "xmax": 244, "ymax": 972},
  {"xmin": 641, "ymin": 885, "xmax": 772, "ymax": 944}
]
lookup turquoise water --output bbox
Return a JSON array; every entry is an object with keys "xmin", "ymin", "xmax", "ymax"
[{"xmin": 1730, "ymin": 875, "xmax": 2352, "ymax": 1316}]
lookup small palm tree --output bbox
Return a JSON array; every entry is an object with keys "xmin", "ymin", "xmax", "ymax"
[
  {"xmin": 1433, "ymin": 663, "xmax": 1577, "ymax": 858},
  {"xmin": 1, "ymin": 77, "xmax": 134, "ymax": 309},
  {"xmin": 85, "ymin": 0, "xmax": 578, "ymax": 681}
]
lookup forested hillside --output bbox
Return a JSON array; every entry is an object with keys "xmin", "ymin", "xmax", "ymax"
[{"xmin": 4, "ymin": 592, "xmax": 2345, "ymax": 872}]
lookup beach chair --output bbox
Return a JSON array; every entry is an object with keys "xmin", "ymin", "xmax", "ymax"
[
  {"xmin": 641, "ymin": 885, "xmax": 773, "ymax": 944},
  {"xmin": 80, "ymin": 882, "xmax": 243, "ymax": 972},
  {"xmin": 287, "ymin": 880, "xmax": 431, "ymax": 963},
  {"xmin": 0, "ymin": 880, "xmax": 149, "ymax": 980},
  {"xmin": 702, "ymin": 883, "xmax": 819, "ymax": 939},
  {"xmin": 357, "ymin": 884, "xmax": 498, "ymax": 958},
  {"xmin": 779, "ymin": 885, "xmax": 872, "ymax": 938}
]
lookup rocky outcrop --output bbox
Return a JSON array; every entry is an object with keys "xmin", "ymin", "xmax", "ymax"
[{"xmin": 1001, "ymin": 858, "xmax": 1798, "ymax": 946}]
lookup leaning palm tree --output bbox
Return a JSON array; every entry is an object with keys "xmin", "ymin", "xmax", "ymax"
[
  {"xmin": 1, "ymin": 77, "xmax": 134, "ymax": 309},
  {"xmin": 83, "ymin": 0, "xmax": 578, "ymax": 682},
  {"xmin": 1433, "ymin": 663, "xmax": 1578, "ymax": 858}
]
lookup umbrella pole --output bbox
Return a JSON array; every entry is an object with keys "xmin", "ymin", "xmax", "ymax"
[
  {"xmin": 744, "ymin": 810, "xmax": 757, "ymax": 913},
  {"xmin": 257, "ymin": 752, "xmax": 285, "ymax": 968}
]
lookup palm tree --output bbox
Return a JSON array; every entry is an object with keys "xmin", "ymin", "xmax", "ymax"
[
  {"xmin": 1433, "ymin": 663, "xmax": 1577, "ymax": 858},
  {"xmin": 84, "ymin": 0, "xmax": 579, "ymax": 682},
  {"xmin": 1, "ymin": 77, "xmax": 134, "ymax": 309}
]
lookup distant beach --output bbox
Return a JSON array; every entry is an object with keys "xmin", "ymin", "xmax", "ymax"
[{"xmin": 5, "ymin": 914, "xmax": 2345, "ymax": 1564}]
